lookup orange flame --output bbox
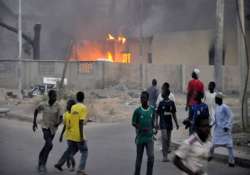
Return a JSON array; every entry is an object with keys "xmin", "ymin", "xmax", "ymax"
[
  {"xmin": 70, "ymin": 33, "xmax": 131, "ymax": 63},
  {"xmin": 107, "ymin": 33, "xmax": 115, "ymax": 40},
  {"xmin": 118, "ymin": 36, "xmax": 126, "ymax": 44},
  {"xmin": 107, "ymin": 52, "xmax": 113, "ymax": 62}
]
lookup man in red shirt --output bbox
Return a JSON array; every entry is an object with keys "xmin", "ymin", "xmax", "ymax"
[
  {"xmin": 186, "ymin": 68, "xmax": 204, "ymax": 110},
  {"xmin": 185, "ymin": 69, "xmax": 204, "ymax": 134}
]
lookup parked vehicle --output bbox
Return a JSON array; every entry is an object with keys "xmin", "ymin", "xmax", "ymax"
[{"xmin": 28, "ymin": 84, "xmax": 56, "ymax": 97}]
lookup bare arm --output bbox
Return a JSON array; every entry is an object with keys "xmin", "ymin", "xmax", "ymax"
[
  {"xmin": 173, "ymin": 155, "xmax": 197, "ymax": 175},
  {"xmin": 55, "ymin": 115, "xmax": 63, "ymax": 127},
  {"xmin": 33, "ymin": 109, "xmax": 39, "ymax": 132},
  {"xmin": 59, "ymin": 125, "xmax": 66, "ymax": 142},
  {"xmin": 155, "ymin": 112, "xmax": 160, "ymax": 130},
  {"xmin": 186, "ymin": 92, "xmax": 191, "ymax": 111},
  {"xmin": 79, "ymin": 120, "xmax": 84, "ymax": 141},
  {"xmin": 173, "ymin": 113, "xmax": 179, "ymax": 129}
]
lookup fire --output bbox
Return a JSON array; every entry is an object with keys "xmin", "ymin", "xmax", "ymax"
[
  {"xmin": 107, "ymin": 33, "xmax": 115, "ymax": 40},
  {"xmin": 118, "ymin": 36, "xmax": 126, "ymax": 44},
  {"xmin": 70, "ymin": 33, "xmax": 131, "ymax": 63},
  {"xmin": 107, "ymin": 52, "xmax": 113, "ymax": 62}
]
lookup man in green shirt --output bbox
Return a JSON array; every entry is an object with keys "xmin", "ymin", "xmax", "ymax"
[{"xmin": 132, "ymin": 91, "xmax": 156, "ymax": 175}]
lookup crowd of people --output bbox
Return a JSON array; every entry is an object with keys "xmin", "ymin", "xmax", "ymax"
[
  {"xmin": 32, "ymin": 68, "xmax": 235, "ymax": 175},
  {"xmin": 135, "ymin": 68, "xmax": 235, "ymax": 175}
]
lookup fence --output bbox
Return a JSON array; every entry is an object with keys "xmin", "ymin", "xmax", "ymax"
[{"xmin": 0, "ymin": 60, "xmax": 243, "ymax": 93}]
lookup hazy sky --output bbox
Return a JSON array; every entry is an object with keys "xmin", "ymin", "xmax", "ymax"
[{"xmin": 1, "ymin": 0, "xmax": 239, "ymax": 58}]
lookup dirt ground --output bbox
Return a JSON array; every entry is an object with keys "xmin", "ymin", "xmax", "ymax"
[{"xmin": 0, "ymin": 86, "xmax": 242, "ymax": 123}]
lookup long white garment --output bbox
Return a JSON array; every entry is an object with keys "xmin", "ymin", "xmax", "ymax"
[
  {"xmin": 156, "ymin": 92, "xmax": 175, "ymax": 108},
  {"xmin": 204, "ymin": 91, "xmax": 216, "ymax": 124},
  {"xmin": 212, "ymin": 104, "xmax": 233, "ymax": 147},
  {"xmin": 175, "ymin": 133, "xmax": 210, "ymax": 175}
]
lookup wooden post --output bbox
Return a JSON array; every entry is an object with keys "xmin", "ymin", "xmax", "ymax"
[
  {"xmin": 58, "ymin": 41, "xmax": 74, "ymax": 100},
  {"xmin": 33, "ymin": 24, "xmax": 41, "ymax": 60}
]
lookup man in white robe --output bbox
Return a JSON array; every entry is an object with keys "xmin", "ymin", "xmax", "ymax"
[{"xmin": 210, "ymin": 92, "xmax": 235, "ymax": 167}]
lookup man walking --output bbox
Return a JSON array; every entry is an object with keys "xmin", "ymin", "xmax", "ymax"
[
  {"xmin": 69, "ymin": 91, "xmax": 89, "ymax": 175},
  {"xmin": 132, "ymin": 91, "xmax": 156, "ymax": 175},
  {"xmin": 147, "ymin": 79, "xmax": 159, "ymax": 109},
  {"xmin": 210, "ymin": 92, "xmax": 235, "ymax": 167},
  {"xmin": 33, "ymin": 90, "xmax": 62, "ymax": 173},
  {"xmin": 186, "ymin": 68, "xmax": 204, "ymax": 112},
  {"xmin": 189, "ymin": 92, "xmax": 209, "ymax": 135},
  {"xmin": 156, "ymin": 82, "xmax": 175, "ymax": 108},
  {"xmin": 156, "ymin": 88, "xmax": 179, "ymax": 162}
]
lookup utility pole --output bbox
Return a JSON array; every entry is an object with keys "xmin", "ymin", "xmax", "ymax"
[
  {"xmin": 237, "ymin": 0, "xmax": 249, "ymax": 130},
  {"xmin": 138, "ymin": 0, "xmax": 144, "ymax": 89},
  {"xmin": 214, "ymin": 0, "xmax": 224, "ymax": 91},
  {"xmin": 139, "ymin": 0, "xmax": 144, "ymax": 60},
  {"xmin": 17, "ymin": 0, "xmax": 23, "ymax": 99}
]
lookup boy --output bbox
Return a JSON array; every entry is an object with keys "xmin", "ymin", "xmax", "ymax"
[
  {"xmin": 54, "ymin": 99, "xmax": 77, "ymax": 172},
  {"xmin": 156, "ymin": 82, "xmax": 175, "ymax": 108},
  {"xmin": 210, "ymin": 92, "xmax": 235, "ymax": 167},
  {"xmin": 132, "ymin": 91, "xmax": 156, "ymax": 175},
  {"xmin": 33, "ymin": 90, "xmax": 62, "ymax": 173},
  {"xmin": 156, "ymin": 88, "xmax": 179, "ymax": 162},
  {"xmin": 173, "ymin": 116, "xmax": 211, "ymax": 175}
]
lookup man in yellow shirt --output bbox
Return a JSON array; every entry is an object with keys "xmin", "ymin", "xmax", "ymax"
[
  {"xmin": 68, "ymin": 91, "xmax": 88, "ymax": 175},
  {"xmin": 54, "ymin": 99, "xmax": 77, "ymax": 172}
]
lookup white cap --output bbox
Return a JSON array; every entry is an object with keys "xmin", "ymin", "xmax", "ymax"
[
  {"xmin": 216, "ymin": 92, "xmax": 224, "ymax": 99},
  {"xmin": 193, "ymin": 68, "xmax": 200, "ymax": 75}
]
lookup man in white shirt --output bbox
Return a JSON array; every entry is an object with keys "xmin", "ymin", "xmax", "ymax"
[{"xmin": 204, "ymin": 81, "xmax": 216, "ymax": 125}]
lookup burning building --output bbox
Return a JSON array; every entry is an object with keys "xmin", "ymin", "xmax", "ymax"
[{"xmin": 70, "ymin": 33, "xmax": 131, "ymax": 63}]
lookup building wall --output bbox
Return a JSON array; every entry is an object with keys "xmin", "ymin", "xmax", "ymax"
[
  {"xmin": 150, "ymin": 30, "xmax": 238, "ymax": 65},
  {"xmin": 0, "ymin": 60, "xmax": 244, "ymax": 93}
]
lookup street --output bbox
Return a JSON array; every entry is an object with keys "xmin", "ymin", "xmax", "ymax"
[{"xmin": 0, "ymin": 118, "xmax": 249, "ymax": 175}]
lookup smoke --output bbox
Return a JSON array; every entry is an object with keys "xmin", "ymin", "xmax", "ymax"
[
  {"xmin": 139, "ymin": 0, "xmax": 237, "ymax": 37},
  {"xmin": 1, "ymin": 0, "xmax": 238, "ymax": 59}
]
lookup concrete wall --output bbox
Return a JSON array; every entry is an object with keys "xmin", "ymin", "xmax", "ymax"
[
  {"xmin": 0, "ymin": 60, "xmax": 243, "ymax": 93},
  {"xmin": 152, "ymin": 31, "xmax": 238, "ymax": 65},
  {"xmin": 151, "ymin": 30, "xmax": 238, "ymax": 65},
  {"xmin": 128, "ymin": 30, "xmax": 239, "ymax": 65},
  {"xmin": 0, "ymin": 60, "xmax": 18, "ymax": 88}
]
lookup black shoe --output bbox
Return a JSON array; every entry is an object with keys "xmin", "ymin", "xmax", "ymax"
[
  {"xmin": 54, "ymin": 164, "xmax": 63, "ymax": 171},
  {"xmin": 208, "ymin": 156, "xmax": 213, "ymax": 161},
  {"xmin": 66, "ymin": 159, "xmax": 71, "ymax": 168},
  {"xmin": 228, "ymin": 163, "xmax": 235, "ymax": 167}
]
